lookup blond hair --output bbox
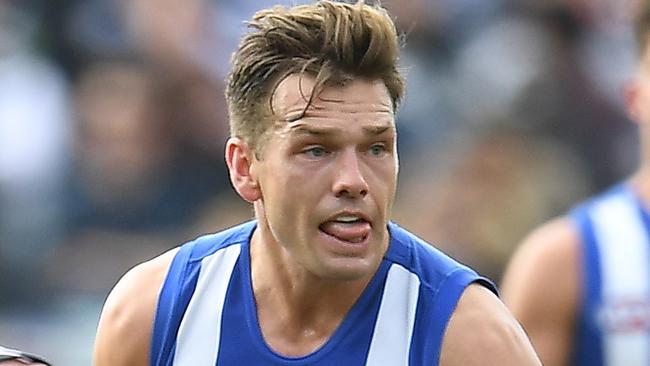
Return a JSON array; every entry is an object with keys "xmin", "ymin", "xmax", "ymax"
[{"xmin": 225, "ymin": 0, "xmax": 405, "ymax": 153}]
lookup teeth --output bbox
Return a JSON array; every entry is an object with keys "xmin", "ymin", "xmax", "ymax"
[{"xmin": 334, "ymin": 215, "xmax": 360, "ymax": 223}]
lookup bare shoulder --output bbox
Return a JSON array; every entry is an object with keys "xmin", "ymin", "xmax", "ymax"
[
  {"xmin": 93, "ymin": 248, "xmax": 180, "ymax": 366},
  {"xmin": 500, "ymin": 217, "xmax": 581, "ymax": 366},
  {"xmin": 501, "ymin": 216, "xmax": 581, "ymax": 323},
  {"xmin": 501, "ymin": 216, "xmax": 581, "ymax": 305},
  {"xmin": 439, "ymin": 284, "xmax": 541, "ymax": 366}
]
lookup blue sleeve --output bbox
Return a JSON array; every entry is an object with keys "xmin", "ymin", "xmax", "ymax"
[{"xmin": 409, "ymin": 268, "xmax": 495, "ymax": 365}]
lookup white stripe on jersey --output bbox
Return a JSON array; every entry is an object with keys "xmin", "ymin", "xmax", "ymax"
[
  {"xmin": 365, "ymin": 264, "xmax": 420, "ymax": 366},
  {"xmin": 171, "ymin": 244, "xmax": 422, "ymax": 365},
  {"xmin": 591, "ymin": 192, "xmax": 650, "ymax": 366},
  {"xmin": 172, "ymin": 244, "xmax": 242, "ymax": 365}
]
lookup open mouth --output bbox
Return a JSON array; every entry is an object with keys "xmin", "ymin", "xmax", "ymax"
[{"xmin": 319, "ymin": 215, "xmax": 371, "ymax": 244}]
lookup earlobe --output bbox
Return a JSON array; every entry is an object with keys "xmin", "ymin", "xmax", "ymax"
[
  {"xmin": 625, "ymin": 79, "xmax": 643, "ymax": 124},
  {"xmin": 225, "ymin": 137, "xmax": 262, "ymax": 203}
]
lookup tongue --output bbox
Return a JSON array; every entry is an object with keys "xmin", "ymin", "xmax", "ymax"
[{"xmin": 320, "ymin": 221, "xmax": 371, "ymax": 242}]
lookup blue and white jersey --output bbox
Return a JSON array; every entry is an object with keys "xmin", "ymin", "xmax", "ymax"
[
  {"xmin": 151, "ymin": 221, "xmax": 495, "ymax": 366},
  {"xmin": 572, "ymin": 184, "xmax": 650, "ymax": 366}
]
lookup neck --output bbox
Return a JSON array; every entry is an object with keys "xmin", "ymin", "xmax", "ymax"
[
  {"xmin": 631, "ymin": 166, "xmax": 650, "ymax": 203},
  {"xmin": 249, "ymin": 223, "xmax": 376, "ymax": 356}
]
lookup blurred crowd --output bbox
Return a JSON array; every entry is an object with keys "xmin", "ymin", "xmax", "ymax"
[{"xmin": 0, "ymin": 0, "xmax": 641, "ymax": 361}]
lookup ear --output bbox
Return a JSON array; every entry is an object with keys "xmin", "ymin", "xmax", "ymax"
[
  {"xmin": 225, "ymin": 137, "xmax": 262, "ymax": 203},
  {"xmin": 624, "ymin": 78, "xmax": 642, "ymax": 124}
]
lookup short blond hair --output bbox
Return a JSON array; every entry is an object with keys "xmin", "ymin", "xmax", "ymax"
[{"xmin": 225, "ymin": 0, "xmax": 405, "ymax": 153}]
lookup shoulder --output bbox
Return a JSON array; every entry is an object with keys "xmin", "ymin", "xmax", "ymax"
[
  {"xmin": 500, "ymin": 216, "xmax": 582, "ymax": 366},
  {"xmin": 93, "ymin": 223, "xmax": 254, "ymax": 366},
  {"xmin": 93, "ymin": 247, "xmax": 179, "ymax": 366},
  {"xmin": 501, "ymin": 216, "xmax": 581, "ymax": 318},
  {"xmin": 387, "ymin": 222, "xmax": 479, "ymax": 278},
  {"xmin": 501, "ymin": 216, "xmax": 581, "ymax": 286},
  {"xmin": 387, "ymin": 222, "xmax": 496, "ymax": 297},
  {"xmin": 186, "ymin": 221, "xmax": 256, "ymax": 260},
  {"xmin": 440, "ymin": 284, "xmax": 542, "ymax": 366}
]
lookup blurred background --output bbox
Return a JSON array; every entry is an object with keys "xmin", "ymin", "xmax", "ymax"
[{"xmin": 0, "ymin": 0, "xmax": 640, "ymax": 363}]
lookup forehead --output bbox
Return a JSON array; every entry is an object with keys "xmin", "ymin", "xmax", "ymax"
[{"xmin": 271, "ymin": 74, "xmax": 394, "ymax": 123}]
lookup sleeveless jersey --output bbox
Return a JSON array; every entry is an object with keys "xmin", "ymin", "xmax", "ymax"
[
  {"xmin": 150, "ymin": 221, "xmax": 495, "ymax": 366},
  {"xmin": 572, "ymin": 184, "xmax": 650, "ymax": 366}
]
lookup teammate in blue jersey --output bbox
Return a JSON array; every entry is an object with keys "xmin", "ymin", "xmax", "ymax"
[
  {"xmin": 501, "ymin": 2, "xmax": 650, "ymax": 365},
  {"xmin": 93, "ymin": 1, "xmax": 540, "ymax": 365}
]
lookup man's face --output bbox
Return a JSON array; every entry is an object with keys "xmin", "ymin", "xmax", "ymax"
[{"xmin": 253, "ymin": 75, "xmax": 398, "ymax": 281}]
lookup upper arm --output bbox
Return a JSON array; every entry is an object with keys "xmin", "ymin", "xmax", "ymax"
[
  {"xmin": 93, "ymin": 248, "xmax": 179, "ymax": 366},
  {"xmin": 439, "ymin": 284, "xmax": 542, "ymax": 366},
  {"xmin": 500, "ymin": 217, "xmax": 581, "ymax": 366}
]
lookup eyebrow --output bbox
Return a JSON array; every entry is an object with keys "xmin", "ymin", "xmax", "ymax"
[{"xmin": 287, "ymin": 123, "xmax": 394, "ymax": 137}]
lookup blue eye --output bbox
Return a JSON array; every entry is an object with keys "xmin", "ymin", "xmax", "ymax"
[
  {"xmin": 369, "ymin": 144, "xmax": 386, "ymax": 156},
  {"xmin": 306, "ymin": 147, "xmax": 327, "ymax": 157}
]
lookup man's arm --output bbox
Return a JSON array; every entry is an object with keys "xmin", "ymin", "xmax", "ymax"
[
  {"xmin": 439, "ymin": 283, "xmax": 542, "ymax": 365},
  {"xmin": 500, "ymin": 217, "xmax": 580, "ymax": 366},
  {"xmin": 93, "ymin": 248, "xmax": 178, "ymax": 366}
]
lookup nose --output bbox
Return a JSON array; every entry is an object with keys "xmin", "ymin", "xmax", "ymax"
[{"xmin": 333, "ymin": 150, "xmax": 369, "ymax": 198}]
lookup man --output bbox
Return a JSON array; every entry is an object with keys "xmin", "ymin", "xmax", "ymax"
[
  {"xmin": 93, "ymin": 1, "xmax": 540, "ymax": 365},
  {"xmin": 501, "ymin": 1, "xmax": 650, "ymax": 365}
]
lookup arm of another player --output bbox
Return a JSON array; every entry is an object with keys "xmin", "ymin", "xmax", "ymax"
[
  {"xmin": 93, "ymin": 248, "xmax": 179, "ymax": 366},
  {"xmin": 439, "ymin": 283, "xmax": 542, "ymax": 366},
  {"xmin": 500, "ymin": 217, "xmax": 580, "ymax": 366}
]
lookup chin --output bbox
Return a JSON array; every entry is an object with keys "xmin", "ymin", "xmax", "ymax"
[{"xmin": 318, "ymin": 258, "xmax": 378, "ymax": 281}]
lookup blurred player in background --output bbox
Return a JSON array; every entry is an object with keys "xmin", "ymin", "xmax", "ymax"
[
  {"xmin": 0, "ymin": 345, "xmax": 51, "ymax": 365},
  {"xmin": 502, "ymin": 1, "xmax": 650, "ymax": 365}
]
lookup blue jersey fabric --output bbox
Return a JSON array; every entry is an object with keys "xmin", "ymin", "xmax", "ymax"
[
  {"xmin": 571, "ymin": 184, "xmax": 650, "ymax": 366},
  {"xmin": 150, "ymin": 221, "xmax": 495, "ymax": 366}
]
